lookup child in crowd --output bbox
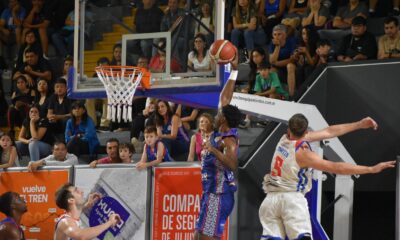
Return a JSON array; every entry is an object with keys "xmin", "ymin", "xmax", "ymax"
[
  {"xmin": 136, "ymin": 126, "xmax": 171, "ymax": 170},
  {"xmin": 0, "ymin": 133, "xmax": 19, "ymax": 169},
  {"xmin": 119, "ymin": 143, "xmax": 135, "ymax": 163},
  {"xmin": 254, "ymin": 62, "xmax": 288, "ymax": 99}
]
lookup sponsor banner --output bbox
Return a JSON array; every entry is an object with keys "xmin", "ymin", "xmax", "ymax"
[
  {"xmin": 0, "ymin": 169, "xmax": 70, "ymax": 240},
  {"xmin": 74, "ymin": 166, "xmax": 148, "ymax": 240},
  {"xmin": 152, "ymin": 167, "xmax": 229, "ymax": 240}
]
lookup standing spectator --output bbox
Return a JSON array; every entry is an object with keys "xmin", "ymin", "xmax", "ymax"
[
  {"xmin": 258, "ymin": 0, "xmax": 286, "ymax": 41},
  {"xmin": 269, "ymin": 24, "xmax": 297, "ymax": 98},
  {"xmin": 47, "ymin": 78, "xmax": 72, "ymax": 141},
  {"xmin": 315, "ymin": 39, "xmax": 336, "ymax": 66},
  {"xmin": 187, "ymin": 33, "xmax": 212, "ymax": 72},
  {"xmin": 33, "ymin": 78, "xmax": 49, "ymax": 117},
  {"xmin": 378, "ymin": 16, "xmax": 400, "ymax": 59},
  {"xmin": 13, "ymin": 48, "xmax": 52, "ymax": 87},
  {"xmin": 155, "ymin": 100, "xmax": 189, "ymax": 161},
  {"xmin": 194, "ymin": 1, "xmax": 214, "ymax": 46},
  {"xmin": 90, "ymin": 138, "xmax": 122, "ymax": 167},
  {"xmin": 16, "ymin": 104, "xmax": 53, "ymax": 161},
  {"xmin": 133, "ymin": 0, "xmax": 164, "ymax": 59},
  {"xmin": 131, "ymin": 97, "xmax": 157, "ymax": 153},
  {"xmin": 51, "ymin": 10, "xmax": 74, "ymax": 57},
  {"xmin": 0, "ymin": 0, "xmax": 25, "ymax": 50},
  {"xmin": 65, "ymin": 101, "xmax": 99, "ymax": 158},
  {"xmin": 8, "ymin": 75, "xmax": 35, "ymax": 135},
  {"xmin": 337, "ymin": 16, "xmax": 377, "ymax": 62},
  {"xmin": 22, "ymin": 0, "xmax": 51, "ymax": 58},
  {"xmin": 15, "ymin": 30, "xmax": 42, "ymax": 71},
  {"xmin": 0, "ymin": 133, "xmax": 19, "ymax": 169},
  {"xmin": 231, "ymin": 0, "xmax": 266, "ymax": 60},
  {"xmin": 254, "ymin": 62, "xmax": 288, "ymax": 99},
  {"xmin": 301, "ymin": 0, "xmax": 330, "ymax": 29},
  {"xmin": 187, "ymin": 113, "xmax": 214, "ymax": 161},
  {"xmin": 136, "ymin": 126, "xmax": 171, "ymax": 170},
  {"xmin": 27, "ymin": 141, "xmax": 78, "ymax": 171},
  {"xmin": 369, "ymin": 0, "xmax": 399, "ymax": 17},
  {"xmin": 281, "ymin": 0, "xmax": 308, "ymax": 30},
  {"xmin": 333, "ymin": 0, "xmax": 368, "ymax": 29}
]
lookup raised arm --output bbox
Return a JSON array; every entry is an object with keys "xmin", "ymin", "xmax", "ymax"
[
  {"xmin": 219, "ymin": 48, "xmax": 239, "ymax": 108},
  {"xmin": 187, "ymin": 135, "xmax": 196, "ymax": 161},
  {"xmin": 296, "ymin": 147, "xmax": 396, "ymax": 175},
  {"xmin": 304, "ymin": 117, "xmax": 378, "ymax": 142}
]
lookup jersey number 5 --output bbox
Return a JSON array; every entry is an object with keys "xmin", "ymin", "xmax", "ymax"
[{"xmin": 271, "ymin": 156, "xmax": 284, "ymax": 177}]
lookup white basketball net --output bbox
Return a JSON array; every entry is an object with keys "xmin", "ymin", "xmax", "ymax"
[{"xmin": 95, "ymin": 66, "xmax": 143, "ymax": 122}]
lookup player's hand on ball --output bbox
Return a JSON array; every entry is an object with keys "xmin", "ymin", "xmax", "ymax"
[
  {"xmin": 230, "ymin": 46, "xmax": 239, "ymax": 70},
  {"xmin": 109, "ymin": 213, "xmax": 121, "ymax": 227},
  {"xmin": 359, "ymin": 117, "xmax": 378, "ymax": 130},
  {"xmin": 370, "ymin": 161, "xmax": 396, "ymax": 173}
]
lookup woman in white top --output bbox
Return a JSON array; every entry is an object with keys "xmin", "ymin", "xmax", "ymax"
[{"xmin": 187, "ymin": 33, "xmax": 212, "ymax": 72}]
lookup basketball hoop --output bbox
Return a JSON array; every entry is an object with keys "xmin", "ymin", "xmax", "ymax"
[{"xmin": 95, "ymin": 66, "xmax": 151, "ymax": 123}]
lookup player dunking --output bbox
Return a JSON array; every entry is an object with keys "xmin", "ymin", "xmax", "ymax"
[
  {"xmin": 194, "ymin": 49, "xmax": 242, "ymax": 240},
  {"xmin": 0, "ymin": 192, "xmax": 27, "ymax": 240},
  {"xmin": 54, "ymin": 183, "xmax": 121, "ymax": 240},
  {"xmin": 259, "ymin": 113, "xmax": 396, "ymax": 240}
]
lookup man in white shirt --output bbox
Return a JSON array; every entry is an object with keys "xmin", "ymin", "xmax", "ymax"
[{"xmin": 28, "ymin": 141, "xmax": 78, "ymax": 171}]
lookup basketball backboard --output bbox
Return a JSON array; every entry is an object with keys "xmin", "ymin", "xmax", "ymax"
[{"xmin": 68, "ymin": 0, "xmax": 229, "ymax": 104}]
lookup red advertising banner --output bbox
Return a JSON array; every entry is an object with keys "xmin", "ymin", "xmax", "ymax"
[
  {"xmin": 152, "ymin": 167, "xmax": 229, "ymax": 240},
  {"xmin": 0, "ymin": 169, "xmax": 70, "ymax": 240}
]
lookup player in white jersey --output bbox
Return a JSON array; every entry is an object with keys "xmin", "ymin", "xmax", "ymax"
[
  {"xmin": 54, "ymin": 183, "xmax": 121, "ymax": 240},
  {"xmin": 259, "ymin": 114, "xmax": 396, "ymax": 240}
]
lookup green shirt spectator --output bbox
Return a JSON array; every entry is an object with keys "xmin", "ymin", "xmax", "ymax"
[{"xmin": 254, "ymin": 71, "xmax": 288, "ymax": 99}]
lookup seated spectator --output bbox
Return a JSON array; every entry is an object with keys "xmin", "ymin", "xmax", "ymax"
[
  {"xmin": 231, "ymin": 0, "xmax": 266, "ymax": 59},
  {"xmin": 119, "ymin": 143, "xmax": 135, "ymax": 163},
  {"xmin": 0, "ymin": 0, "xmax": 25, "ymax": 49},
  {"xmin": 294, "ymin": 25, "xmax": 319, "ymax": 85},
  {"xmin": 258, "ymin": 0, "xmax": 286, "ymax": 41},
  {"xmin": 13, "ymin": 48, "xmax": 52, "ymax": 88},
  {"xmin": 176, "ymin": 104, "xmax": 199, "ymax": 131},
  {"xmin": 89, "ymin": 138, "xmax": 121, "ymax": 167},
  {"xmin": 155, "ymin": 100, "xmax": 189, "ymax": 161},
  {"xmin": 60, "ymin": 55, "xmax": 73, "ymax": 80},
  {"xmin": 378, "ymin": 16, "xmax": 400, "ymax": 59},
  {"xmin": 136, "ymin": 126, "xmax": 171, "ymax": 170},
  {"xmin": 65, "ymin": 101, "xmax": 99, "ymax": 158},
  {"xmin": 301, "ymin": 0, "xmax": 330, "ymax": 29},
  {"xmin": 8, "ymin": 75, "xmax": 35, "ymax": 134},
  {"xmin": 187, "ymin": 113, "xmax": 214, "ymax": 161},
  {"xmin": 33, "ymin": 78, "xmax": 50, "ymax": 118},
  {"xmin": 315, "ymin": 39, "xmax": 336, "ymax": 66},
  {"xmin": 269, "ymin": 24, "xmax": 297, "ymax": 97},
  {"xmin": 332, "ymin": 0, "xmax": 368, "ymax": 30},
  {"xmin": 369, "ymin": 0, "xmax": 399, "ymax": 17},
  {"xmin": 242, "ymin": 47, "xmax": 268, "ymax": 94},
  {"xmin": 131, "ymin": 97, "xmax": 157, "ymax": 153},
  {"xmin": 16, "ymin": 104, "xmax": 53, "ymax": 161},
  {"xmin": 337, "ymin": 16, "xmax": 377, "ymax": 62},
  {"xmin": 47, "ymin": 78, "xmax": 72, "ymax": 141},
  {"xmin": 27, "ymin": 141, "xmax": 78, "ymax": 171},
  {"xmin": 194, "ymin": 1, "xmax": 214, "ymax": 46},
  {"xmin": 51, "ymin": 10, "xmax": 74, "ymax": 57},
  {"xmin": 22, "ymin": 0, "xmax": 50, "ymax": 58},
  {"xmin": 15, "ymin": 30, "xmax": 43, "ymax": 74},
  {"xmin": 254, "ymin": 62, "xmax": 288, "ymax": 99},
  {"xmin": 110, "ymin": 43, "xmax": 122, "ymax": 66},
  {"xmin": 281, "ymin": 0, "xmax": 308, "ymax": 30},
  {"xmin": 132, "ymin": 0, "xmax": 164, "ymax": 59},
  {"xmin": 149, "ymin": 39, "xmax": 181, "ymax": 73},
  {"xmin": 187, "ymin": 33, "xmax": 212, "ymax": 72},
  {"xmin": 0, "ymin": 133, "xmax": 19, "ymax": 169}
]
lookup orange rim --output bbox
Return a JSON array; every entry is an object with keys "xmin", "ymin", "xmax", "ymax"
[{"xmin": 95, "ymin": 65, "xmax": 151, "ymax": 89}]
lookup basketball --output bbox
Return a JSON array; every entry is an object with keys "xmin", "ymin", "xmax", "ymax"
[{"xmin": 209, "ymin": 40, "xmax": 236, "ymax": 65}]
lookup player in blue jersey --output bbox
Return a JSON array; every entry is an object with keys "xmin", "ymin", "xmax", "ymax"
[
  {"xmin": 0, "ymin": 192, "xmax": 27, "ymax": 240},
  {"xmin": 194, "ymin": 48, "xmax": 242, "ymax": 239}
]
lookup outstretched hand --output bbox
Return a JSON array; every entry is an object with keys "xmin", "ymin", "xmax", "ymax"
[
  {"xmin": 359, "ymin": 117, "xmax": 378, "ymax": 130},
  {"xmin": 108, "ymin": 213, "xmax": 121, "ymax": 227},
  {"xmin": 230, "ymin": 46, "xmax": 239, "ymax": 70},
  {"xmin": 86, "ymin": 192, "xmax": 102, "ymax": 208},
  {"xmin": 370, "ymin": 161, "xmax": 396, "ymax": 174}
]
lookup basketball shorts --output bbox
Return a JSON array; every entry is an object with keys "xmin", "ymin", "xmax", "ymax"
[
  {"xmin": 195, "ymin": 191, "xmax": 234, "ymax": 238},
  {"xmin": 259, "ymin": 192, "xmax": 312, "ymax": 240}
]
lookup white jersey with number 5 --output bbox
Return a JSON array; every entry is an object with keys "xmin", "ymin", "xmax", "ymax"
[{"xmin": 263, "ymin": 135, "xmax": 312, "ymax": 194}]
